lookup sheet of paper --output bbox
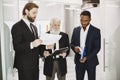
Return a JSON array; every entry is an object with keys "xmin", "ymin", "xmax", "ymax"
[
  {"xmin": 78, "ymin": 47, "xmax": 83, "ymax": 54},
  {"xmin": 40, "ymin": 33, "xmax": 61, "ymax": 45},
  {"xmin": 78, "ymin": 47, "xmax": 86, "ymax": 59},
  {"xmin": 76, "ymin": 46, "xmax": 84, "ymax": 59}
]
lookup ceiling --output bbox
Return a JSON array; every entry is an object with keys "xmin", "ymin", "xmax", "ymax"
[{"xmin": 3, "ymin": 0, "xmax": 120, "ymax": 9}]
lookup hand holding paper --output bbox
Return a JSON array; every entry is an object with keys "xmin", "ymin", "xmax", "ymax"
[
  {"xmin": 80, "ymin": 47, "xmax": 86, "ymax": 60},
  {"xmin": 80, "ymin": 57, "xmax": 87, "ymax": 63},
  {"xmin": 46, "ymin": 44, "xmax": 54, "ymax": 49},
  {"xmin": 32, "ymin": 39, "xmax": 42, "ymax": 48},
  {"xmin": 43, "ymin": 51, "xmax": 50, "ymax": 58},
  {"xmin": 74, "ymin": 46, "xmax": 80, "ymax": 53}
]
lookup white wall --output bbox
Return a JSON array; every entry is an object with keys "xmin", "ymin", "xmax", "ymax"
[
  {"xmin": 41, "ymin": 0, "xmax": 82, "ymax": 5},
  {"xmin": 3, "ymin": 0, "xmax": 19, "ymax": 21},
  {"xmin": 104, "ymin": 3, "xmax": 120, "ymax": 80},
  {"xmin": 0, "ymin": 0, "xmax": 3, "ymax": 79},
  {"xmin": 98, "ymin": 0, "xmax": 120, "ymax": 80}
]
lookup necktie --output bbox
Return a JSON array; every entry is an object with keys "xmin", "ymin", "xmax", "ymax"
[{"xmin": 30, "ymin": 23, "xmax": 37, "ymax": 39}]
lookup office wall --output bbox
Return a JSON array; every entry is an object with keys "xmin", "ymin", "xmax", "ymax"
[
  {"xmin": 4, "ymin": 23, "xmax": 14, "ymax": 80},
  {"xmin": 0, "ymin": 0, "xmax": 5, "ymax": 79},
  {"xmin": 3, "ymin": 0, "xmax": 19, "ymax": 21},
  {"xmin": 104, "ymin": 4, "xmax": 120, "ymax": 80},
  {"xmin": 0, "ymin": 31, "xmax": 3, "ymax": 80},
  {"xmin": 97, "ymin": 1, "xmax": 120, "ymax": 80},
  {"xmin": 0, "ymin": 0, "xmax": 2, "ymax": 79}
]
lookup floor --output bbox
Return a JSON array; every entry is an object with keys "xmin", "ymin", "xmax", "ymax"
[{"xmin": 9, "ymin": 56, "xmax": 116, "ymax": 80}]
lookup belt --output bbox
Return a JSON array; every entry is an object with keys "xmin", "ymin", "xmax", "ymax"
[{"xmin": 53, "ymin": 55, "xmax": 59, "ymax": 60}]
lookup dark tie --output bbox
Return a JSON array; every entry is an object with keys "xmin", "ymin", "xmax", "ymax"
[
  {"xmin": 54, "ymin": 43, "xmax": 56, "ymax": 50},
  {"xmin": 30, "ymin": 23, "xmax": 38, "ymax": 39}
]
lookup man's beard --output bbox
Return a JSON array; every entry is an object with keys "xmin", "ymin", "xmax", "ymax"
[
  {"xmin": 50, "ymin": 29, "xmax": 60, "ymax": 35},
  {"xmin": 27, "ymin": 15, "xmax": 35, "ymax": 22}
]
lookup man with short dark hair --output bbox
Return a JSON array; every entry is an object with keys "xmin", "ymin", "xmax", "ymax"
[
  {"xmin": 71, "ymin": 10, "xmax": 101, "ymax": 80},
  {"xmin": 11, "ymin": 2, "xmax": 44, "ymax": 80}
]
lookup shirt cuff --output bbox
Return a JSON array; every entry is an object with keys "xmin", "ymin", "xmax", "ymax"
[
  {"xmin": 46, "ymin": 46, "xmax": 48, "ymax": 49},
  {"xmin": 30, "ymin": 42, "xmax": 34, "ymax": 49}
]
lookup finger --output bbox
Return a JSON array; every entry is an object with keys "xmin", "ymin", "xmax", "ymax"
[{"xmin": 59, "ymin": 54, "xmax": 62, "ymax": 56}]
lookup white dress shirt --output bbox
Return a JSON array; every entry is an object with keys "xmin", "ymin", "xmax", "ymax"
[{"xmin": 80, "ymin": 24, "xmax": 90, "ymax": 50}]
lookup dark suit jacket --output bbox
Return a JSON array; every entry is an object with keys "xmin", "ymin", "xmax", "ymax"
[
  {"xmin": 43, "ymin": 31, "xmax": 70, "ymax": 77},
  {"xmin": 71, "ymin": 25, "xmax": 101, "ymax": 67},
  {"xmin": 11, "ymin": 19, "xmax": 44, "ymax": 69}
]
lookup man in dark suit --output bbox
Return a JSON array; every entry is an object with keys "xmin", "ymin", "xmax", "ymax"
[
  {"xmin": 11, "ymin": 2, "xmax": 44, "ymax": 80},
  {"xmin": 71, "ymin": 10, "xmax": 101, "ymax": 80},
  {"xmin": 43, "ymin": 18, "xmax": 70, "ymax": 80}
]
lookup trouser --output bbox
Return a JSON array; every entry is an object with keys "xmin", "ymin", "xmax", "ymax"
[
  {"xmin": 46, "ymin": 60, "xmax": 66, "ymax": 80},
  {"xmin": 18, "ymin": 67, "xmax": 39, "ymax": 80},
  {"xmin": 75, "ymin": 63, "xmax": 96, "ymax": 80}
]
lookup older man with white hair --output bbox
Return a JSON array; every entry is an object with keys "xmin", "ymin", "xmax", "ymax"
[{"xmin": 43, "ymin": 18, "xmax": 70, "ymax": 80}]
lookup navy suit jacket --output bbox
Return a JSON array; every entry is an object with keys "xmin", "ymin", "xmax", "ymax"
[{"xmin": 71, "ymin": 25, "xmax": 101, "ymax": 67}]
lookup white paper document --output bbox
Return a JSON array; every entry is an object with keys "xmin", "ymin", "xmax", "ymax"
[
  {"xmin": 78, "ymin": 47, "xmax": 83, "ymax": 55},
  {"xmin": 78, "ymin": 46, "xmax": 86, "ymax": 59},
  {"xmin": 40, "ymin": 33, "xmax": 62, "ymax": 45}
]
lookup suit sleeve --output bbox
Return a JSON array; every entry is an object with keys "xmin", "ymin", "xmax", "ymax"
[
  {"xmin": 86, "ymin": 29, "xmax": 101, "ymax": 61},
  {"xmin": 70, "ymin": 28, "xmax": 76, "ymax": 53},
  {"xmin": 39, "ymin": 45, "xmax": 46, "ymax": 57},
  {"xmin": 59, "ymin": 33, "xmax": 70, "ymax": 57},
  {"xmin": 64, "ymin": 33, "xmax": 70, "ymax": 56}
]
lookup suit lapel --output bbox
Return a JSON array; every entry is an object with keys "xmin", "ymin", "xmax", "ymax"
[
  {"xmin": 21, "ymin": 20, "xmax": 31, "ymax": 33},
  {"xmin": 78, "ymin": 27, "xmax": 81, "ymax": 46},
  {"xmin": 85, "ymin": 25, "xmax": 92, "ymax": 46},
  {"xmin": 20, "ymin": 20, "xmax": 35, "ymax": 39}
]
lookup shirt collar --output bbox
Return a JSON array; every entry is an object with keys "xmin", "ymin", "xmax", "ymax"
[
  {"xmin": 81, "ymin": 24, "xmax": 90, "ymax": 32},
  {"xmin": 22, "ymin": 17, "xmax": 30, "ymax": 26},
  {"xmin": 22, "ymin": 17, "xmax": 35, "ymax": 26}
]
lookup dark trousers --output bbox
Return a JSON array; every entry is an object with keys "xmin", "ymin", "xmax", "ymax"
[
  {"xmin": 75, "ymin": 63, "xmax": 96, "ymax": 80},
  {"xmin": 18, "ymin": 67, "xmax": 39, "ymax": 80}
]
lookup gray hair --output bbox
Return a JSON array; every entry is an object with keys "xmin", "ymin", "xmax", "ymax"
[
  {"xmin": 50, "ymin": 17, "xmax": 61, "ymax": 26},
  {"xmin": 49, "ymin": 17, "xmax": 61, "ymax": 34}
]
